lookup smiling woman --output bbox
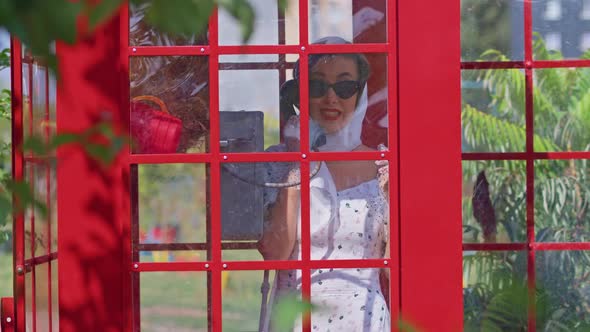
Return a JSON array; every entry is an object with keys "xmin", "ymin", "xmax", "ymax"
[{"xmin": 257, "ymin": 36, "xmax": 391, "ymax": 331}]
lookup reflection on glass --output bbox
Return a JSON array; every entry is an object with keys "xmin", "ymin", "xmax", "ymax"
[
  {"xmin": 35, "ymin": 263, "xmax": 50, "ymax": 331},
  {"xmin": 51, "ymin": 260, "xmax": 59, "ymax": 332},
  {"xmin": 219, "ymin": 0, "xmax": 298, "ymax": 63},
  {"xmin": 461, "ymin": 0, "xmax": 524, "ymax": 61},
  {"xmin": 130, "ymin": 56, "xmax": 209, "ymax": 154},
  {"xmin": 129, "ymin": 3, "xmax": 207, "ymax": 46},
  {"xmin": 462, "ymin": 69, "xmax": 526, "ymax": 153},
  {"xmin": 136, "ymin": 164, "xmax": 208, "ymax": 245},
  {"xmin": 463, "ymin": 161, "xmax": 527, "ymax": 243},
  {"xmin": 32, "ymin": 64, "xmax": 47, "ymax": 139},
  {"xmin": 307, "ymin": 160, "xmax": 389, "ymax": 260},
  {"xmin": 26, "ymin": 271, "xmax": 33, "ymax": 331},
  {"xmin": 23, "ymin": 63, "xmax": 31, "ymax": 139},
  {"xmin": 536, "ymin": 250, "xmax": 590, "ymax": 329},
  {"xmin": 222, "ymin": 270, "xmax": 284, "ymax": 331},
  {"xmin": 25, "ymin": 164, "xmax": 32, "ymax": 260},
  {"xmin": 219, "ymin": 0, "xmax": 299, "ymax": 48},
  {"xmin": 219, "ymin": 57, "xmax": 298, "ymax": 152},
  {"xmin": 535, "ymin": 160, "xmax": 590, "ymax": 242},
  {"xmin": 308, "ymin": 268, "xmax": 390, "ymax": 331},
  {"xmin": 533, "ymin": 68, "xmax": 590, "ymax": 152},
  {"xmin": 33, "ymin": 164, "xmax": 49, "ymax": 256},
  {"xmin": 308, "ymin": 0, "xmax": 387, "ymax": 44},
  {"xmin": 533, "ymin": 0, "xmax": 590, "ymax": 59},
  {"xmin": 50, "ymin": 166, "xmax": 57, "ymax": 251},
  {"xmin": 463, "ymin": 251, "xmax": 527, "ymax": 331},
  {"xmin": 140, "ymin": 272, "xmax": 208, "ymax": 331}
]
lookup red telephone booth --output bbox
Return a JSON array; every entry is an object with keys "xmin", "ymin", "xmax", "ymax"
[{"xmin": 5, "ymin": 1, "xmax": 463, "ymax": 331}]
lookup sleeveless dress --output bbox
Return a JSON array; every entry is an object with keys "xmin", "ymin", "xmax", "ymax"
[{"xmin": 271, "ymin": 177, "xmax": 390, "ymax": 332}]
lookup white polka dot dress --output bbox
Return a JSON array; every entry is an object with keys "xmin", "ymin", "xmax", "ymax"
[{"xmin": 274, "ymin": 178, "xmax": 390, "ymax": 332}]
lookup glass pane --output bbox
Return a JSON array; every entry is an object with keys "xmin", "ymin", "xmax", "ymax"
[
  {"xmin": 51, "ymin": 260, "xmax": 59, "ymax": 332},
  {"xmin": 218, "ymin": 0, "xmax": 299, "ymax": 48},
  {"xmin": 219, "ymin": 58, "xmax": 298, "ymax": 152},
  {"xmin": 533, "ymin": 0, "xmax": 590, "ymax": 59},
  {"xmin": 462, "ymin": 69, "xmax": 526, "ymax": 153},
  {"xmin": 309, "ymin": 268, "xmax": 390, "ymax": 330},
  {"xmin": 139, "ymin": 250, "xmax": 202, "ymax": 262},
  {"xmin": 536, "ymin": 250, "xmax": 590, "ymax": 329},
  {"xmin": 25, "ymin": 163, "xmax": 32, "ymax": 260},
  {"xmin": 32, "ymin": 64, "xmax": 47, "ymax": 140},
  {"xmin": 34, "ymin": 263, "xmax": 50, "ymax": 332},
  {"xmin": 533, "ymin": 68, "xmax": 590, "ymax": 152},
  {"xmin": 129, "ymin": 3, "xmax": 207, "ymax": 46},
  {"xmin": 222, "ymin": 162, "xmax": 300, "ymax": 261},
  {"xmin": 23, "ymin": 63, "xmax": 31, "ymax": 139},
  {"xmin": 308, "ymin": 53, "xmax": 388, "ymax": 151},
  {"xmin": 309, "ymin": 160, "xmax": 389, "ymax": 260},
  {"xmin": 222, "ymin": 270, "xmax": 290, "ymax": 331},
  {"xmin": 33, "ymin": 164, "xmax": 49, "ymax": 257},
  {"xmin": 0, "ymin": 250, "xmax": 11, "ymax": 299},
  {"xmin": 26, "ymin": 270, "xmax": 33, "ymax": 331},
  {"xmin": 222, "ymin": 247, "xmax": 262, "ymax": 261},
  {"xmin": 463, "ymin": 251, "xmax": 527, "ymax": 331},
  {"xmin": 140, "ymin": 272, "xmax": 208, "ymax": 331},
  {"xmin": 463, "ymin": 160, "xmax": 527, "ymax": 243},
  {"xmin": 535, "ymin": 160, "xmax": 590, "ymax": 242},
  {"xmin": 461, "ymin": 0, "xmax": 524, "ymax": 61},
  {"xmin": 49, "ymin": 72, "xmax": 57, "ymax": 139},
  {"xmin": 50, "ymin": 166, "xmax": 57, "ymax": 251},
  {"xmin": 136, "ymin": 164, "xmax": 208, "ymax": 247},
  {"xmin": 308, "ymin": 0, "xmax": 387, "ymax": 44},
  {"xmin": 130, "ymin": 56, "xmax": 209, "ymax": 154}
]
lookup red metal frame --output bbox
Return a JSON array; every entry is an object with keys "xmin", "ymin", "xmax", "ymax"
[
  {"xmin": 10, "ymin": 36, "xmax": 25, "ymax": 332},
  {"xmin": 8, "ymin": 1, "xmax": 467, "ymax": 331},
  {"xmin": 10, "ymin": 38, "xmax": 59, "ymax": 332},
  {"xmin": 398, "ymin": 0, "xmax": 462, "ymax": 331}
]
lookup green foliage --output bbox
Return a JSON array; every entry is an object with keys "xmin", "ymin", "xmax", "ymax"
[
  {"xmin": 270, "ymin": 295, "xmax": 314, "ymax": 331},
  {"xmin": 0, "ymin": 0, "xmax": 285, "ymax": 73},
  {"xmin": 0, "ymin": 47, "xmax": 9, "ymax": 70},
  {"xmin": 462, "ymin": 36, "xmax": 590, "ymax": 330}
]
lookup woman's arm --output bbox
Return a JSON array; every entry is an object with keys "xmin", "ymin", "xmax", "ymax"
[{"xmin": 257, "ymin": 185, "xmax": 300, "ymax": 261}]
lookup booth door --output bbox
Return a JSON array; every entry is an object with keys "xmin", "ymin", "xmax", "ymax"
[{"xmin": 6, "ymin": 40, "xmax": 60, "ymax": 332}]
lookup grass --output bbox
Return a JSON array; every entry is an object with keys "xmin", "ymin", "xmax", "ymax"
[
  {"xmin": 0, "ymin": 249, "xmax": 12, "ymax": 298},
  {"xmin": 141, "ymin": 249, "xmax": 267, "ymax": 332},
  {"xmin": 1, "ymin": 247, "xmax": 272, "ymax": 331}
]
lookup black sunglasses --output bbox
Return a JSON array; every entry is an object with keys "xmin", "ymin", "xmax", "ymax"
[{"xmin": 309, "ymin": 80, "xmax": 361, "ymax": 99}]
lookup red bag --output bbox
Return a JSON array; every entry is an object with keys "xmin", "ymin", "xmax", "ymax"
[{"xmin": 130, "ymin": 95, "xmax": 182, "ymax": 153}]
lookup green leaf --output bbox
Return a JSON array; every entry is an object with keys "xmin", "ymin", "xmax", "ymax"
[
  {"xmin": 277, "ymin": 0, "xmax": 288, "ymax": 11},
  {"xmin": 145, "ymin": 0, "xmax": 215, "ymax": 38},
  {"xmin": 0, "ymin": 48, "xmax": 10, "ymax": 70},
  {"xmin": 86, "ymin": 0, "xmax": 124, "ymax": 30},
  {"xmin": 83, "ymin": 142, "xmax": 114, "ymax": 165},
  {"xmin": 49, "ymin": 132, "xmax": 82, "ymax": 149},
  {"xmin": 0, "ymin": 193, "xmax": 11, "ymax": 226},
  {"xmin": 22, "ymin": 136, "xmax": 48, "ymax": 155},
  {"xmin": 271, "ymin": 295, "xmax": 314, "ymax": 331},
  {"xmin": 217, "ymin": 0, "xmax": 256, "ymax": 43}
]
